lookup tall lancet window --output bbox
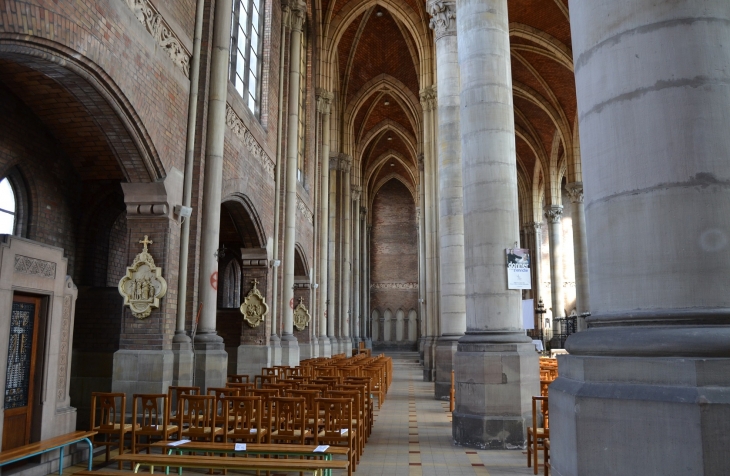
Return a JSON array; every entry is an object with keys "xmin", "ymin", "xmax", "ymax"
[
  {"xmin": 230, "ymin": 0, "xmax": 265, "ymax": 116},
  {"xmin": 0, "ymin": 178, "xmax": 16, "ymax": 235}
]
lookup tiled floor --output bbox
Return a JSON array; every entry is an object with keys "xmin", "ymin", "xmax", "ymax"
[{"xmin": 59, "ymin": 353, "xmax": 540, "ymax": 476}]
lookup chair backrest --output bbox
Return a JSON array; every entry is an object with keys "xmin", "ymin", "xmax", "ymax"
[
  {"xmin": 227, "ymin": 382, "xmax": 255, "ymax": 395},
  {"xmin": 208, "ymin": 387, "xmax": 240, "ymax": 422},
  {"xmin": 227, "ymin": 374, "xmax": 250, "ymax": 384},
  {"xmin": 167, "ymin": 386, "xmax": 200, "ymax": 425},
  {"xmin": 270, "ymin": 397, "xmax": 306, "ymax": 444},
  {"xmin": 224, "ymin": 396, "xmax": 263, "ymax": 442},
  {"xmin": 261, "ymin": 367, "xmax": 279, "ymax": 377},
  {"xmin": 328, "ymin": 390, "xmax": 361, "ymax": 424},
  {"xmin": 532, "ymin": 396, "xmax": 549, "ymax": 430},
  {"xmin": 314, "ymin": 397, "xmax": 353, "ymax": 443},
  {"xmin": 288, "ymin": 389, "xmax": 321, "ymax": 421},
  {"xmin": 264, "ymin": 382, "xmax": 293, "ymax": 395},
  {"xmin": 254, "ymin": 374, "xmax": 277, "ymax": 388},
  {"xmin": 91, "ymin": 392, "xmax": 126, "ymax": 430},
  {"xmin": 132, "ymin": 394, "xmax": 169, "ymax": 432},
  {"xmin": 179, "ymin": 394, "xmax": 216, "ymax": 436},
  {"xmin": 337, "ymin": 384, "xmax": 368, "ymax": 412}
]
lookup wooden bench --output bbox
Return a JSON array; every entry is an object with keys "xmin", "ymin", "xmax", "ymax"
[
  {"xmin": 151, "ymin": 440, "xmax": 350, "ymax": 476},
  {"xmin": 0, "ymin": 430, "xmax": 97, "ymax": 474},
  {"xmin": 114, "ymin": 453, "xmax": 349, "ymax": 475}
]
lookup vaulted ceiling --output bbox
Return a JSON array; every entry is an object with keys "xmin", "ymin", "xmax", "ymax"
[{"xmin": 320, "ymin": 0, "xmax": 576, "ymax": 218}]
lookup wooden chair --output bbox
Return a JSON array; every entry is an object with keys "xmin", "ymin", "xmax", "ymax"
[
  {"xmin": 131, "ymin": 394, "xmax": 178, "ymax": 457},
  {"xmin": 224, "ymin": 396, "xmax": 266, "ymax": 444},
  {"xmin": 315, "ymin": 397, "xmax": 356, "ymax": 476},
  {"xmin": 269, "ymin": 397, "xmax": 310, "ymax": 445},
  {"xmin": 226, "ymin": 382, "xmax": 255, "ymax": 395},
  {"xmin": 328, "ymin": 389, "xmax": 363, "ymax": 461},
  {"xmin": 527, "ymin": 396, "xmax": 549, "ymax": 474},
  {"xmin": 339, "ymin": 383, "xmax": 371, "ymax": 440},
  {"xmin": 208, "ymin": 387, "xmax": 240, "ymax": 431},
  {"xmin": 288, "ymin": 389, "xmax": 322, "ymax": 435},
  {"xmin": 227, "ymin": 374, "xmax": 250, "ymax": 384},
  {"xmin": 178, "ymin": 395, "xmax": 224, "ymax": 442},
  {"xmin": 90, "ymin": 392, "xmax": 132, "ymax": 469},
  {"xmin": 167, "ymin": 386, "xmax": 199, "ymax": 429},
  {"xmin": 254, "ymin": 374, "xmax": 277, "ymax": 388},
  {"xmin": 544, "ymin": 438, "xmax": 550, "ymax": 475}
]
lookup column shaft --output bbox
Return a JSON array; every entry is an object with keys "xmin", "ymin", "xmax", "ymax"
[
  {"xmin": 453, "ymin": 0, "xmax": 538, "ymax": 448},
  {"xmin": 327, "ymin": 161, "xmax": 338, "ymax": 351},
  {"xmin": 567, "ymin": 182, "xmax": 590, "ymax": 331},
  {"xmin": 317, "ymin": 92, "xmax": 333, "ymax": 356},
  {"xmin": 340, "ymin": 164, "xmax": 352, "ymax": 355},
  {"xmin": 352, "ymin": 192, "xmax": 361, "ymax": 343},
  {"xmin": 545, "ymin": 205, "xmax": 565, "ymax": 335}
]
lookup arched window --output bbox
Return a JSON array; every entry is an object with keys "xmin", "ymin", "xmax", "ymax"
[
  {"xmin": 230, "ymin": 0, "xmax": 265, "ymax": 117},
  {"xmin": 0, "ymin": 178, "xmax": 17, "ymax": 235}
]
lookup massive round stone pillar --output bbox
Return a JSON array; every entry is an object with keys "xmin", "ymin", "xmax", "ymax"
[
  {"xmin": 280, "ymin": 0, "xmax": 307, "ymax": 366},
  {"xmin": 192, "ymin": 0, "xmax": 233, "ymax": 391},
  {"xmin": 453, "ymin": 0, "xmax": 538, "ymax": 448},
  {"xmin": 544, "ymin": 204, "xmax": 565, "ymax": 337},
  {"xmin": 340, "ymin": 160, "xmax": 353, "ymax": 355},
  {"xmin": 566, "ymin": 182, "xmax": 590, "ymax": 331},
  {"xmin": 551, "ymin": 1, "xmax": 730, "ymax": 474},
  {"xmin": 428, "ymin": 0, "xmax": 468, "ymax": 401},
  {"xmin": 317, "ymin": 90, "xmax": 333, "ymax": 357}
]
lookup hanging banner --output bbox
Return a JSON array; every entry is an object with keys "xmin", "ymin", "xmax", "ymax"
[{"xmin": 506, "ymin": 248, "xmax": 531, "ymax": 290}]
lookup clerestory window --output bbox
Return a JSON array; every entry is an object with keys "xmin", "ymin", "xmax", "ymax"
[
  {"xmin": 230, "ymin": 0, "xmax": 264, "ymax": 117},
  {"xmin": 0, "ymin": 178, "xmax": 16, "ymax": 235}
]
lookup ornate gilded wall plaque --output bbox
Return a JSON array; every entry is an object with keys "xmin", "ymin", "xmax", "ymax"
[
  {"xmin": 118, "ymin": 236, "xmax": 168, "ymax": 319},
  {"xmin": 240, "ymin": 279, "xmax": 268, "ymax": 328},
  {"xmin": 293, "ymin": 297, "xmax": 311, "ymax": 331}
]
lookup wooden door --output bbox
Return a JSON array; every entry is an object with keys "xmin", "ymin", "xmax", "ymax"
[{"xmin": 2, "ymin": 294, "xmax": 40, "ymax": 450}]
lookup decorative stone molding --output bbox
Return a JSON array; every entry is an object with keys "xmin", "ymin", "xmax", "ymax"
[
  {"xmin": 240, "ymin": 279, "xmax": 269, "ymax": 328},
  {"xmin": 427, "ymin": 0, "xmax": 456, "ymax": 41},
  {"xmin": 125, "ymin": 0, "xmax": 191, "ymax": 76},
  {"xmin": 316, "ymin": 89, "xmax": 333, "ymax": 114},
  {"xmin": 371, "ymin": 282, "xmax": 419, "ymax": 290},
  {"xmin": 296, "ymin": 195, "xmax": 314, "ymax": 224},
  {"xmin": 293, "ymin": 297, "xmax": 311, "ymax": 331},
  {"xmin": 56, "ymin": 294, "xmax": 72, "ymax": 401},
  {"xmin": 419, "ymin": 86, "xmax": 437, "ymax": 112},
  {"xmin": 352, "ymin": 186, "xmax": 362, "ymax": 200},
  {"xmin": 286, "ymin": 0, "xmax": 307, "ymax": 32},
  {"xmin": 329, "ymin": 154, "xmax": 340, "ymax": 170},
  {"xmin": 566, "ymin": 182, "xmax": 584, "ymax": 203},
  {"xmin": 118, "ymin": 236, "xmax": 168, "ymax": 319},
  {"xmin": 338, "ymin": 153, "xmax": 353, "ymax": 172},
  {"xmin": 226, "ymin": 104, "xmax": 275, "ymax": 176},
  {"xmin": 418, "ymin": 153, "xmax": 425, "ymax": 171},
  {"xmin": 360, "ymin": 206, "xmax": 368, "ymax": 219},
  {"xmin": 14, "ymin": 255, "xmax": 56, "ymax": 279},
  {"xmin": 544, "ymin": 205, "xmax": 564, "ymax": 224}
]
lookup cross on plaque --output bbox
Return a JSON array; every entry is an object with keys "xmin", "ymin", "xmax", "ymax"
[
  {"xmin": 139, "ymin": 235, "xmax": 153, "ymax": 253},
  {"xmin": 298, "ymin": 297, "xmax": 304, "ymax": 305},
  {"xmin": 251, "ymin": 279, "xmax": 259, "ymax": 289}
]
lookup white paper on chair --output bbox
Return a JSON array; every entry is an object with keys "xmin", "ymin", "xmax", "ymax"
[
  {"xmin": 340, "ymin": 429, "xmax": 348, "ymax": 435},
  {"xmin": 313, "ymin": 445, "xmax": 330, "ymax": 453},
  {"xmin": 249, "ymin": 428, "xmax": 257, "ymax": 434},
  {"xmin": 168, "ymin": 439, "xmax": 190, "ymax": 446},
  {"xmin": 235, "ymin": 443, "xmax": 247, "ymax": 451}
]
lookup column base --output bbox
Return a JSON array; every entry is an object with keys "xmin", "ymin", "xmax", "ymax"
[
  {"xmin": 269, "ymin": 335, "xmax": 282, "ymax": 366},
  {"xmin": 112, "ymin": 349, "xmax": 174, "ymax": 411},
  {"xmin": 299, "ymin": 339, "xmax": 314, "ymax": 360},
  {"xmin": 280, "ymin": 334, "xmax": 300, "ymax": 366},
  {"xmin": 421, "ymin": 336, "xmax": 437, "ymax": 382},
  {"xmin": 340, "ymin": 338, "xmax": 353, "ymax": 356},
  {"xmin": 193, "ymin": 341, "xmax": 228, "ymax": 392},
  {"xmin": 329, "ymin": 337, "xmax": 340, "ymax": 354},
  {"xmin": 318, "ymin": 337, "xmax": 332, "ymax": 357},
  {"xmin": 435, "ymin": 336, "xmax": 460, "ymax": 399},
  {"xmin": 550, "ymin": 325, "xmax": 730, "ymax": 475},
  {"xmin": 311, "ymin": 336, "xmax": 320, "ymax": 358},
  {"xmin": 364, "ymin": 338, "xmax": 372, "ymax": 350},
  {"xmin": 171, "ymin": 342, "xmax": 194, "ymax": 387},
  {"xmin": 452, "ymin": 332, "xmax": 539, "ymax": 449},
  {"xmin": 236, "ymin": 344, "xmax": 273, "ymax": 377}
]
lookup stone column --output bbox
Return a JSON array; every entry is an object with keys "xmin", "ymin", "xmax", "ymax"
[
  {"xmin": 419, "ymin": 88, "xmax": 439, "ymax": 383},
  {"xmin": 340, "ymin": 158, "xmax": 353, "ymax": 355},
  {"xmin": 428, "ymin": 0, "xmax": 467, "ymax": 400},
  {"xmin": 566, "ymin": 182, "xmax": 590, "ymax": 331},
  {"xmin": 193, "ymin": 0, "xmax": 233, "ymax": 391},
  {"xmin": 453, "ymin": 0, "xmax": 538, "ymax": 448},
  {"xmin": 352, "ymin": 188, "xmax": 362, "ymax": 345},
  {"xmin": 280, "ymin": 0, "xmax": 307, "ymax": 366},
  {"xmin": 544, "ymin": 205, "xmax": 564, "ymax": 337},
  {"xmin": 317, "ymin": 90, "xmax": 333, "ymax": 357},
  {"xmin": 551, "ymin": 1, "xmax": 730, "ymax": 474},
  {"xmin": 327, "ymin": 156, "xmax": 339, "ymax": 353},
  {"xmin": 361, "ymin": 208, "xmax": 371, "ymax": 348}
]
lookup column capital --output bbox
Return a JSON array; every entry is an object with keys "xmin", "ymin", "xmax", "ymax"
[
  {"xmin": 427, "ymin": 0, "xmax": 456, "ymax": 41},
  {"xmin": 316, "ymin": 88, "xmax": 333, "ymax": 114},
  {"xmin": 418, "ymin": 153, "xmax": 425, "ymax": 171},
  {"xmin": 544, "ymin": 205, "xmax": 564, "ymax": 224},
  {"xmin": 338, "ymin": 153, "xmax": 352, "ymax": 172},
  {"xmin": 284, "ymin": 0, "xmax": 306, "ymax": 32},
  {"xmin": 329, "ymin": 153, "xmax": 339, "ymax": 170},
  {"xmin": 566, "ymin": 181, "xmax": 584, "ymax": 203},
  {"xmin": 419, "ymin": 86, "xmax": 437, "ymax": 112},
  {"xmin": 527, "ymin": 221, "xmax": 543, "ymax": 233},
  {"xmin": 352, "ymin": 186, "xmax": 362, "ymax": 200},
  {"xmin": 360, "ymin": 206, "xmax": 368, "ymax": 218}
]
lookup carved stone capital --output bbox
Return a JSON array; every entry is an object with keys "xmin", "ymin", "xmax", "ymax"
[
  {"xmin": 566, "ymin": 181, "xmax": 584, "ymax": 203},
  {"xmin": 352, "ymin": 186, "xmax": 362, "ymax": 200},
  {"xmin": 427, "ymin": 0, "xmax": 456, "ymax": 41},
  {"xmin": 287, "ymin": 0, "xmax": 307, "ymax": 32},
  {"xmin": 544, "ymin": 205, "xmax": 564, "ymax": 224},
  {"xmin": 527, "ymin": 221, "xmax": 543, "ymax": 233},
  {"xmin": 316, "ymin": 88, "xmax": 333, "ymax": 114},
  {"xmin": 417, "ymin": 153, "xmax": 425, "ymax": 171},
  {"xmin": 419, "ymin": 86, "xmax": 437, "ymax": 112},
  {"xmin": 329, "ymin": 154, "xmax": 340, "ymax": 170},
  {"xmin": 360, "ymin": 206, "xmax": 368, "ymax": 219},
  {"xmin": 338, "ymin": 153, "xmax": 352, "ymax": 173}
]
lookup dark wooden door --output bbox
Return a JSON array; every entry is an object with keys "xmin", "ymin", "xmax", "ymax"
[{"xmin": 2, "ymin": 294, "xmax": 40, "ymax": 450}]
